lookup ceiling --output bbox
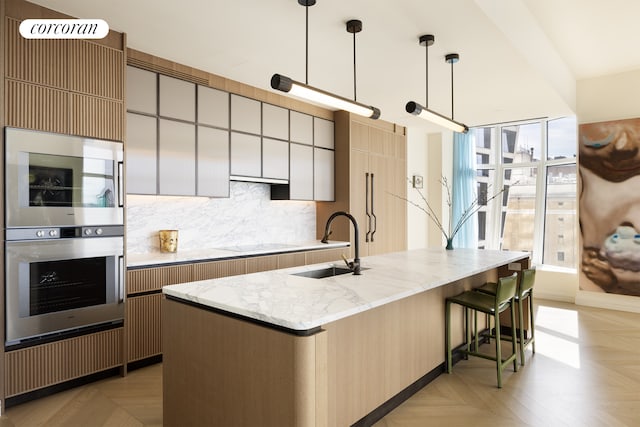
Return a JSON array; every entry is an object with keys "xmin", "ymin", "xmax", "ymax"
[{"xmin": 30, "ymin": 0, "xmax": 640, "ymax": 133}]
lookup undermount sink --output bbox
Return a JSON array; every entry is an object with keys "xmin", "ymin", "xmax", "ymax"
[{"xmin": 293, "ymin": 266, "xmax": 367, "ymax": 279}]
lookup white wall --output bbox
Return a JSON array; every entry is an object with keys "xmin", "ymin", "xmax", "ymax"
[
  {"xmin": 126, "ymin": 182, "xmax": 316, "ymax": 254},
  {"xmin": 406, "ymin": 129, "xmax": 429, "ymax": 249}
]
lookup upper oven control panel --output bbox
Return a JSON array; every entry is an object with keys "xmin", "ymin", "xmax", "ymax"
[{"xmin": 6, "ymin": 225, "xmax": 124, "ymax": 241}]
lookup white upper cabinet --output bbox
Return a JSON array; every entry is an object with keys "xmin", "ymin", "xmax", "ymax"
[
  {"xmin": 126, "ymin": 112, "xmax": 157, "ymax": 194},
  {"xmin": 262, "ymin": 103, "xmax": 289, "ymax": 140},
  {"xmin": 314, "ymin": 148, "xmax": 334, "ymax": 201},
  {"xmin": 198, "ymin": 86, "xmax": 229, "ymax": 128},
  {"xmin": 159, "ymin": 75, "xmax": 195, "ymax": 121},
  {"xmin": 314, "ymin": 117, "xmax": 334, "ymax": 149},
  {"xmin": 159, "ymin": 119, "xmax": 196, "ymax": 195},
  {"xmin": 289, "ymin": 144, "xmax": 314, "ymax": 200},
  {"xmin": 290, "ymin": 111, "xmax": 313, "ymax": 145},
  {"xmin": 126, "ymin": 66, "xmax": 157, "ymax": 114},
  {"xmin": 262, "ymin": 138, "xmax": 289, "ymax": 180},
  {"xmin": 230, "ymin": 95, "xmax": 261, "ymax": 135},
  {"xmin": 230, "ymin": 132, "xmax": 261, "ymax": 177},
  {"xmin": 197, "ymin": 126, "xmax": 229, "ymax": 197}
]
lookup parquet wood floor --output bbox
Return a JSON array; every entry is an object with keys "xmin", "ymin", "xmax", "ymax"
[{"xmin": 1, "ymin": 299, "xmax": 639, "ymax": 427}]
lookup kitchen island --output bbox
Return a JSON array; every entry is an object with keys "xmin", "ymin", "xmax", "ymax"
[{"xmin": 162, "ymin": 248, "xmax": 529, "ymax": 427}]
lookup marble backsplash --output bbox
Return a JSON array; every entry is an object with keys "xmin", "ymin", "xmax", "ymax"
[{"xmin": 126, "ymin": 182, "xmax": 317, "ymax": 254}]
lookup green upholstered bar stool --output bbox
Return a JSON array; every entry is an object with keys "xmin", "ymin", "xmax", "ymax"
[
  {"xmin": 445, "ymin": 272, "xmax": 519, "ymax": 388},
  {"xmin": 475, "ymin": 268, "xmax": 536, "ymax": 366}
]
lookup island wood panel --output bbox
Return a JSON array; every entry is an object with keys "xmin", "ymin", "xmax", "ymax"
[
  {"xmin": 4, "ymin": 80, "xmax": 69, "ymax": 133},
  {"xmin": 192, "ymin": 258, "xmax": 247, "ymax": 281},
  {"xmin": 127, "ymin": 293, "xmax": 162, "ymax": 362},
  {"xmin": 278, "ymin": 252, "xmax": 307, "ymax": 269},
  {"xmin": 305, "ymin": 248, "xmax": 346, "ymax": 265},
  {"xmin": 324, "ymin": 270, "xmax": 495, "ymax": 427},
  {"xmin": 4, "ymin": 328, "xmax": 123, "ymax": 398},
  {"xmin": 162, "ymin": 298, "xmax": 328, "ymax": 427}
]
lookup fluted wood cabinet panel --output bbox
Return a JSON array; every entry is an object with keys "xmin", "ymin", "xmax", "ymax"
[
  {"xmin": 68, "ymin": 40, "xmax": 123, "ymax": 100},
  {"xmin": 127, "ymin": 264, "xmax": 194, "ymax": 295},
  {"xmin": 278, "ymin": 252, "xmax": 306, "ymax": 269},
  {"xmin": 69, "ymin": 93, "xmax": 124, "ymax": 140},
  {"xmin": 4, "ymin": 328, "xmax": 123, "ymax": 398},
  {"xmin": 5, "ymin": 79, "xmax": 68, "ymax": 133},
  {"xmin": 192, "ymin": 259, "xmax": 247, "ymax": 281},
  {"xmin": 127, "ymin": 294, "xmax": 162, "ymax": 362},
  {"xmin": 305, "ymin": 248, "xmax": 346, "ymax": 265},
  {"xmin": 4, "ymin": 17, "xmax": 67, "ymax": 89},
  {"xmin": 246, "ymin": 255, "xmax": 279, "ymax": 273}
]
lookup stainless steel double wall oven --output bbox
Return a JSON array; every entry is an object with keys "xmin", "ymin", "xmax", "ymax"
[{"xmin": 4, "ymin": 127, "xmax": 125, "ymax": 347}]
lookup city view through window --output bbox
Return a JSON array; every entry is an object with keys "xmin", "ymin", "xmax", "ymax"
[{"xmin": 473, "ymin": 117, "xmax": 577, "ymax": 268}]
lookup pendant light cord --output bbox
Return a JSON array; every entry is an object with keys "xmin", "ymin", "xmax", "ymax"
[
  {"xmin": 450, "ymin": 59, "xmax": 454, "ymax": 120},
  {"xmin": 425, "ymin": 42, "xmax": 429, "ymax": 108},
  {"xmin": 353, "ymin": 31, "xmax": 357, "ymax": 101},
  {"xmin": 305, "ymin": 4, "xmax": 309, "ymax": 85}
]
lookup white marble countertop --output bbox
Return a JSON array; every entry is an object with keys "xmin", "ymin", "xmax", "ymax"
[
  {"xmin": 127, "ymin": 240, "xmax": 350, "ymax": 268},
  {"xmin": 163, "ymin": 248, "xmax": 529, "ymax": 331}
]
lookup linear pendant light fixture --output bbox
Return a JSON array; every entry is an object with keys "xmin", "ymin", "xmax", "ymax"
[
  {"xmin": 405, "ymin": 35, "xmax": 468, "ymax": 133},
  {"xmin": 271, "ymin": 0, "xmax": 380, "ymax": 119}
]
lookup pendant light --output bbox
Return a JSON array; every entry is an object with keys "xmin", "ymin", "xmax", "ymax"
[
  {"xmin": 405, "ymin": 35, "xmax": 468, "ymax": 133},
  {"xmin": 271, "ymin": 1, "xmax": 380, "ymax": 119}
]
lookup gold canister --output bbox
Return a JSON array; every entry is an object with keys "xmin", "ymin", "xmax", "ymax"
[{"xmin": 159, "ymin": 230, "xmax": 179, "ymax": 253}]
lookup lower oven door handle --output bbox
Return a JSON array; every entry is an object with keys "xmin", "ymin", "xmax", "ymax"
[{"xmin": 118, "ymin": 255, "xmax": 125, "ymax": 303}]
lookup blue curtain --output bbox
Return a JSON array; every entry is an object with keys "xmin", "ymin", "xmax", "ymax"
[{"xmin": 451, "ymin": 131, "xmax": 478, "ymax": 248}]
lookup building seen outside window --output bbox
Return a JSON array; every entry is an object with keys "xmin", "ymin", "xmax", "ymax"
[{"xmin": 473, "ymin": 117, "xmax": 577, "ymax": 268}]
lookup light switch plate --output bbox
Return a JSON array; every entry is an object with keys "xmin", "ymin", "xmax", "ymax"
[{"xmin": 508, "ymin": 262, "xmax": 522, "ymax": 271}]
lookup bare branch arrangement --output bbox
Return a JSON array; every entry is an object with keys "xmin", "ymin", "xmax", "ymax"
[{"xmin": 391, "ymin": 176, "xmax": 512, "ymax": 247}]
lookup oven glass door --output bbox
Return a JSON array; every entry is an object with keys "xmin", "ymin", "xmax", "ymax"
[
  {"xmin": 5, "ymin": 237, "xmax": 124, "ymax": 346},
  {"xmin": 5, "ymin": 127, "xmax": 124, "ymax": 227}
]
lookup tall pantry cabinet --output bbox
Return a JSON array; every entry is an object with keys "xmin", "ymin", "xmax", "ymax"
[{"xmin": 317, "ymin": 111, "xmax": 407, "ymax": 257}]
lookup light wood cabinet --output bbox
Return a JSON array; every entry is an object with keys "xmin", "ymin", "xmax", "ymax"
[
  {"xmin": 4, "ymin": 328, "xmax": 123, "ymax": 398},
  {"xmin": 127, "ymin": 294, "xmax": 162, "ymax": 363},
  {"xmin": 317, "ymin": 111, "xmax": 407, "ymax": 257}
]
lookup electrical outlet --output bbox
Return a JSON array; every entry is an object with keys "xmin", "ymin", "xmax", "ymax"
[{"xmin": 508, "ymin": 262, "xmax": 522, "ymax": 271}]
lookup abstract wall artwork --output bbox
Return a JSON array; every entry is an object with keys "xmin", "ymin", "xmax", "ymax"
[{"xmin": 579, "ymin": 117, "xmax": 640, "ymax": 296}]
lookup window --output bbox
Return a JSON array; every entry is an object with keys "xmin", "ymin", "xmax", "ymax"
[{"xmin": 474, "ymin": 117, "xmax": 577, "ymax": 268}]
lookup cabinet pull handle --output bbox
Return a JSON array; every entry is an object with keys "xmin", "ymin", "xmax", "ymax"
[
  {"xmin": 117, "ymin": 161, "xmax": 124, "ymax": 208},
  {"xmin": 371, "ymin": 173, "xmax": 377, "ymax": 242},
  {"xmin": 365, "ymin": 172, "xmax": 371, "ymax": 242},
  {"xmin": 118, "ymin": 255, "xmax": 125, "ymax": 303}
]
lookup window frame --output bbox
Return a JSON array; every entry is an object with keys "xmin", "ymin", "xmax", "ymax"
[{"xmin": 475, "ymin": 117, "xmax": 577, "ymax": 267}]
